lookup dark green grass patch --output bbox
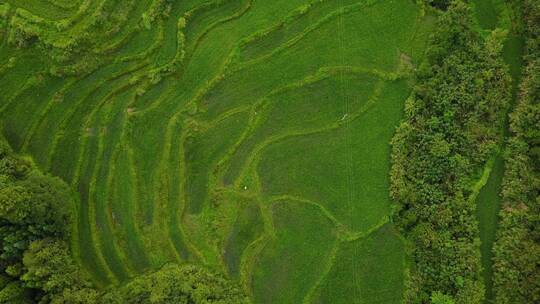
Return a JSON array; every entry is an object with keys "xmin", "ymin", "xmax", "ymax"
[
  {"xmin": 27, "ymin": 61, "xmax": 143, "ymax": 171},
  {"xmin": 1, "ymin": 75, "xmax": 64, "ymax": 151},
  {"xmin": 175, "ymin": 0, "xmax": 319, "ymax": 110},
  {"xmin": 130, "ymin": 77, "xmax": 172, "ymax": 110},
  {"xmin": 0, "ymin": 50, "xmax": 46, "ymax": 107},
  {"xmin": 476, "ymin": 155, "xmax": 505, "ymax": 303},
  {"xmin": 185, "ymin": 111, "xmax": 249, "ymax": 214},
  {"xmin": 471, "ymin": 0, "xmax": 503, "ymax": 30},
  {"xmin": 126, "ymin": 74, "xmax": 192, "ymax": 227},
  {"xmin": 153, "ymin": 2, "xmax": 185, "ymax": 67},
  {"xmin": 502, "ymin": 34, "xmax": 525, "ymax": 93},
  {"xmin": 223, "ymin": 200, "xmax": 264, "ymax": 278},
  {"xmin": 50, "ymin": 113, "xmax": 108, "ymax": 183},
  {"xmin": 116, "ymin": 22, "xmax": 162, "ymax": 61},
  {"xmin": 128, "ymin": 112, "xmax": 170, "ymax": 225},
  {"xmin": 49, "ymin": 68, "xmax": 141, "ymax": 182}
]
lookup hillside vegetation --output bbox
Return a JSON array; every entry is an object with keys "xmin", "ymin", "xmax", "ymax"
[
  {"xmin": 0, "ymin": 0, "xmax": 434, "ymax": 302},
  {"xmin": 0, "ymin": 0, "xmax": 537, "ymax": 303}
]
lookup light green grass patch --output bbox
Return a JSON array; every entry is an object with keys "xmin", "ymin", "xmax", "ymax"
[
  {"xmin": 257, "ymin": 80, "xmax": 410, "ymax": 232},
  {"xmin": 312, "ymin": 224, "xmax": 406, "ymax": 304},
  {"xmin": 251, "ymin": 200, "xmax": 338, "ymax": 304}
]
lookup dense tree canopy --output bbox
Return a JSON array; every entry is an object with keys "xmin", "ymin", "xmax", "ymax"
[
  {"xmin": 492, "ymin": 0, "xmax": 540, "ymax": 302},
  {"xmin": 106, "ymin": 264, "xmax": 249, "ymax": 304},
  {"xmin": 0, "ymin": 137, "xmax": 73, "ymax": 303},
  {"xmin": 390, "ymin": 1, "xmax": 512, "ymax": 303}
]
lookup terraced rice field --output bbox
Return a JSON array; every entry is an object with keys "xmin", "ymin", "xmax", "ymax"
[{"xmin": 0, "ymin": 0, "xmax": 434, "ymax": 302}]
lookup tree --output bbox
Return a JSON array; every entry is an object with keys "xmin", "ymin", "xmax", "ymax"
[
  {"xmin": 431, "ymin": 291, "xmax": 455, "ymax": 304},
  {"xmin": 119, "ymin": 264, "xmax": 248, "ymax": 304},
  {"xmin": 390, "ymin": 1, "xmax": 512, "ymax": 302}
]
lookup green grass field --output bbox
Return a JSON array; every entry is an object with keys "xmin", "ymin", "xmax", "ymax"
[{"xmin": 0, "ymin": 0, "xmax": 434, "ymax": 302}]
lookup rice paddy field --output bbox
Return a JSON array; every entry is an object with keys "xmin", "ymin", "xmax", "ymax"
[{"xmin": 0, "ymin": 0, "xmax": 436, "ymax": 302}]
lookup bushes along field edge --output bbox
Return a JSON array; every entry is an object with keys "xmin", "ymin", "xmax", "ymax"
[{"xmin": 389, "ymin": 1, "xmax": 512, "ymax": 303}]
